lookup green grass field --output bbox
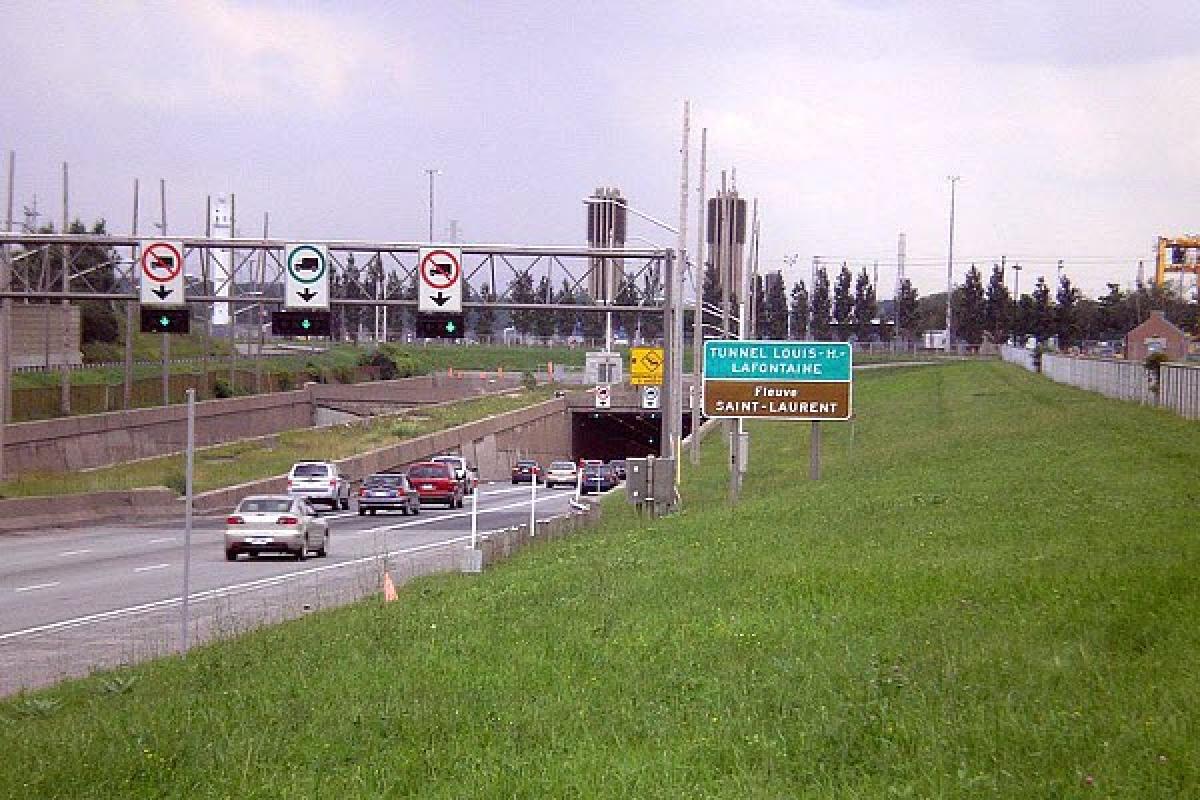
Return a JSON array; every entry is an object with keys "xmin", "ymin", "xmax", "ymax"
[{"xmin": 4, "ymin": 361, "xmax": 1197, "ymax": 797}]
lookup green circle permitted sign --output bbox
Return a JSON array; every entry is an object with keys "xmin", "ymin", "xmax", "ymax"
[{"xmin": 287, "ymin": 245, "xmax": 327, "ymax": 284}]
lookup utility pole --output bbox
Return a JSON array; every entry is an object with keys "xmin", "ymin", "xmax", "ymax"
[
  {"xmin": 0, "ymin": 150, "xmax": 14, "ymax": 483},
  {"xmin": 690, "ymin": 127, "xmax": 707, "ymax": 466},
  {"xmin": 256, "ymin": 211, "xmax": 268, "ymax": 393},
  {"xmin": 201, "ymin": 195, "xmax": 211, "ymax": 400},
  {"xmin": 229, "ymin": 194, "xmax": 238, "ymax": 392},
  {"xmin": 125, "ymin": 180, "xmax": 138, "ymax": 409},
  {"xmin": 424, "ymin": 168, "xmax": 440, "ymax": 242},
  {"xmin": 670, "ymin": 99, "xmax": 689, "ymax": 468},
  {"xmin": 60, "ymin": 162, "xmax": 71, "ymax": 415},
  {"xmin": 158, "ymin": 179, "xmax": 169, "ymax": 406},
  {"xmin": 946, "ymin": 175, "xmax": 960, "ymax": 349}
]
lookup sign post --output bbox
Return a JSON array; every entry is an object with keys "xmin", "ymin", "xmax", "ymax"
[{"xmin": 702, "ymin": 340, "xmax": 853, "ymax": 487}]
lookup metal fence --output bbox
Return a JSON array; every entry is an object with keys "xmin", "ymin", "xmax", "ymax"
[
  {"xmin": 1159, "ymin": 363, "xmax": 1200, "ymax": 419},
  {"xmin": 1041, "ymin": 353, "xmax": 1155, "ymax": 406},
  {"xmin": 1010, "ymin": 349, "xmax": 1200, "ymax": 420},
  {"xmin": 999, "ymin": 345, "xmax": 1035, "ymax": 371}
]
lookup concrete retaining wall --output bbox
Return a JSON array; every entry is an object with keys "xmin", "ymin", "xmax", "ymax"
[
  {"xmin": 0, "ymin": 488, "xmax": 181, "ymax": 534},
  {"xmin": 191, "ymin": 396, "xmax": 572, "ymax": 512},
  {"xmin": 4, "ymin": 372, "xmax": 526, "ymax": 478}
]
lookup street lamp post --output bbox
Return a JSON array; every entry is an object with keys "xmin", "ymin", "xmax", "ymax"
[
  {"xmin": 424, "ymin": 168, "xmax": 441, "ymax": 241},
  {"xmin": 945, "ymin": 176, "xmax": 960, "ymax": 349}
]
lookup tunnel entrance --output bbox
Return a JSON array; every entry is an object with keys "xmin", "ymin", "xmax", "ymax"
[{"xmin": 571, "ymin": 411, "xmax": 693, "ymax": 462}]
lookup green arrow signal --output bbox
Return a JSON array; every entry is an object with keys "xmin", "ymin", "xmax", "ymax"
[
  {"xmin": 301, "ymin": 318, "xmax": 312, "ymax": 330},
  {"xmin": 159, "ymin": 316, "xmax": 170, "ymax": 328},
  {"xmin": 445, "ymin": 320, "xmax": 457, "ymax": 333}
]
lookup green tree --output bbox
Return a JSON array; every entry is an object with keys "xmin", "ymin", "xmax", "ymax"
[
  {"xmin": 760, "ymin": 271, "xmax": 789, "ymax": 339},
  {"xmin": 508, "ymin": 271, "xmax": 537, "ymax": 334},
  {"xmin": 810, "ymin": 267, "xmax": 833, "ymax": 340},
  {"xmin": 1097, "ymin": 282, "xmax": 1128, "ymax": 339},
  {"xmin": 554, "ymin": 280, "xmax": 578, "ymax": 338},
  {"xmin": 895, "ymin": 278, "xmax": 919, "ymax": 339},
  {"xmin": 1031, "ymin": 277, "xmax": 1054, "ymax": 342},
  {"xmin": 1055, "ymin": 274, "xmax": 1082, "ymax": 347},
  {"xmin": 789, "ymin": 280, "xmax": 809, "ymax": 339},
  {"xmin": 852, "ymin": 268, "xmax": 876, "ymax": 340},
  {"xmin": 476, "ymin": 282, "xmax": 497, "ymax": 340},
  {"xmin": 953, "ymin": 264, "xmax": 986, "ymax": 345},
  {"xmin": 533, "ymin": 276, "xmax": 556, "ymax": 338},
  {"xmin": 984, "ymin": 263, "xmax": 1011, "ymax": 343},
  {"xmin": 832, "ymin": 265, "xmax": 854, "ymax": 338}
]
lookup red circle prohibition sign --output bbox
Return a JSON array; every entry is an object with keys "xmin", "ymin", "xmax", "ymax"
[
  {"xmin": 141, "ymin": 243, "xmax": 184, "ymax": 283},
  {"xmin": 420, "ymin": 249, "xmax": 461, "ymax": 290}
]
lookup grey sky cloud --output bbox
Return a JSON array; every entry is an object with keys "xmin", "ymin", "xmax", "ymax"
[{"xmin": 4, "ymin": 0, "xmax": 1200, "ymax": 300}]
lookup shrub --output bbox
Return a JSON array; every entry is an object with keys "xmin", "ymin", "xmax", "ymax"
[
  {"xmin": 360, "ymin": 349, "xmax": 399, "ymax": 381},
  {"xmin": 213, "ymin": 378, "xmax": 233, "ymax": 399},
  {"xmin": 522, "ymin": 370, "xmax": 537, "ymax": 390}
]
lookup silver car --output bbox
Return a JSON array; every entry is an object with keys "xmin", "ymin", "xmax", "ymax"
[
  {"xmin": 544, "ymin": 460, "xmax": 578, "ymax": 488},
  {"xmin": 287, "ymin": 461, "xmax": 351, "ymax": 510},
  {"xmin": 225, "ymin": 495, "xmax": 329, "ymax": 561}
]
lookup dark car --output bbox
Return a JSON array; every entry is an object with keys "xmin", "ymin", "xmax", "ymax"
[
  {"xmin": 607, "ymin": 459, "xmax": 627, "ymax": 480},
  {"xmin": 357, "ymin": 472, "xmax": 420, "ymax": 516},
  {"xmin": 580, "ymin": 464, "xmax": 618, "ymax": 494},
  {"xmin": 511, "ymin": 459, "xmax": 543, "ymax": 484},
  {"xmin": 407, "ymin": 462, "xmax": 465, "ymax": 508}
]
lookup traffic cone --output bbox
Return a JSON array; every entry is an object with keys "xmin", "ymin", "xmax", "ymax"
[{"xmin": 383, "ymin": 571, "xmax": 398, "ymax": 603}]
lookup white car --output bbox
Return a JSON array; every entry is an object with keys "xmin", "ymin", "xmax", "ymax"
[
  {"xmin": 286, "ymin": 461, "xmax": 351, "ymax": 510},
  {"xmin": 225, "ymin": 495, "xmax": 329, "ymax": 561},
  {"xmin": 544, "ymin": 460, "xmax": 579, "ymax": 488}
]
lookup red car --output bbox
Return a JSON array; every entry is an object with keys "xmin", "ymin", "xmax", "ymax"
[
  {"xmin": 511, "ymin": 459, "xmax": 543, "ymax": 484},
  {"xmin": 407, "ymin": 462, "xmax": 465, "ymax": 508}
]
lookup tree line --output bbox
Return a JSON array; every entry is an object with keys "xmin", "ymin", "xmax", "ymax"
[{"xmin": 745, "ymin": 261, "xmax": 1197, "ymax": 347}]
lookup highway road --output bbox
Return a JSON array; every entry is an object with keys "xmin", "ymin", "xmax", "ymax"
[{"xmin": 0, "ymin": 481, "xmax": 586, "ymax": 696}]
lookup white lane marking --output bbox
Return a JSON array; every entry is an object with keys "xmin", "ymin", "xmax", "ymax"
[
  {"xmin": 58, "ymin": 549, "xmax": 92, "ymax": 557},
  {"xmin": 15, "ymin": 582, "xmax": 61, "ymax": 593},
  {"xmin": 134, "ymin": 563, "xmax": 170, "ymax": 573},
  {"xmin": 0, "ymin": 493, "xmax": 578, "ymax": 642},
  {"xmin": 147, "ymin": 537, "xmax": 175, "ymax": 544}
]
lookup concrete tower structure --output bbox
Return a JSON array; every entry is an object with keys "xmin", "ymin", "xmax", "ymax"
[{"xmin": 210, "ymin": 196, "xmax": 233, "ymax": 327}]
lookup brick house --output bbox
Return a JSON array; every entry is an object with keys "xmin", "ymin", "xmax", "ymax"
[{"xmin": 1125, "ymin": 310, "xmax": 1190, "ymax": 361}]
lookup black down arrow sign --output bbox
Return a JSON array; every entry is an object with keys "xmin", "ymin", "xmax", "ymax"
[
  {"xmin": 152, "ymin": 286, "xmax": 173, "ymax": 300},
  {"xmin": 432, "ymin": 292, "xmax": 450, "ymax": 306},
  {"xmin": 297, "ymin": 288, "xmax": 317, "ymax": 302}
]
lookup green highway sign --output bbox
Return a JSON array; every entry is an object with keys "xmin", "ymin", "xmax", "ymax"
[
  {"xmin": 703, "ymin": 341, "xmax": 851, "ymax": 381},
  {"xmin": 702, "ymin": 340, "xmax": 853, "ymax": 420}
]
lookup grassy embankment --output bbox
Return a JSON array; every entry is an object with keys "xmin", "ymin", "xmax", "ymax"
[
  {"xmin": 6, "ymin": 361, "xmax": 1198, "ymax": 797},
  {"xmin": 0, "ymin": 387, "xmax": 557, "ymax": 498}
]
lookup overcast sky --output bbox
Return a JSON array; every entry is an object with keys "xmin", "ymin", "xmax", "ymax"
[{"xmin": 4, "ymin": 0, "xmax": 1199, "ymax": 299}]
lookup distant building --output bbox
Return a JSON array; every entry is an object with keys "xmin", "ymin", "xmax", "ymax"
[{"xmin": 1125, "ymin": 310, "xmax": 1190, "ymax": 361}]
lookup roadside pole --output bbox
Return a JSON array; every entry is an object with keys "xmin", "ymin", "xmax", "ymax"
[
  {"xmin": 124, "ymin": 180, "xmax": 137, "ymax": 410},
  {"xmin": 470, "ymin": 487, "xmax": 479, "ymax": 549},
  {"xmin": 158, "ymin": 179, "xmax": 169, "ymax": 406},
  {"xmin": 690, "ymin": 128, "xmax": 707, "ymax": 466},
  {"xmin": 181, "ymin": 387, "xmax": 195, "ymax": 655},
  {"xmin": 672, "ymin": 100, "xmax": 690, "ymax": 472},
  {"xmin": 0, "ymin": 150, "xmax": 14, "ymax": 483},
  {"xmin": 529, "ymin": 469, "xmax": 537, "ymax": 536}
]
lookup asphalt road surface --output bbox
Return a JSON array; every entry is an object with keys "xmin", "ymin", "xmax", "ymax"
[{"xmin": 0, "ymin": 481, "xmax": 585, "ymax": 696}]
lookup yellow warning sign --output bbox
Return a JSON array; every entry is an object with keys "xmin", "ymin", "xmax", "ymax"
[{"xmin": 630, "ymin": 346, "xmax": 665, "ymax": 386}]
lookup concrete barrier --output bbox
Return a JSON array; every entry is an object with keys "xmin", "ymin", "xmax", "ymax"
[{"xmin": 0, "ymin": 488, "xmax": 182, "ymax": 534}]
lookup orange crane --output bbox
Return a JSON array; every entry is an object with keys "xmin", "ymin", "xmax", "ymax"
[{"xmin": 1155, "ymin": 235, "xmax": 1200, "ymax": 287}]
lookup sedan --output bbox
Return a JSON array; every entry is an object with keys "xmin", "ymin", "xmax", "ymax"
[
  {"xmin": 225, "ymin": 495, "xmax": 329, "ymax": 561},
  {"xmin": 544, "ymin": 460, "xmax": 579, "ymax": 489},
  {"xmin": 511, "ymin": 459, "xmax": 543, "ymax": 484},
  {"xmin": 580, "ymin": 464, "xmax": 619, "ymax": 494},
  {"xmin": 408, "ymin": 462, "xmax": 465, "ymax": 508},
  {"xmin": 357, "ymin": 472, "xmax": 420, "ymax": 516}
]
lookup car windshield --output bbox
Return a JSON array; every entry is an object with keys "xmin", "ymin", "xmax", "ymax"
[
  {"xmin": 516, "ymin": 462, "xmax": 537, "ymax": 468},
  {"xmin": 366, "ymin": 476, "xmax": 404, "ymax": 488},
  {"xmin": 292, "ymin": 464, "xmax": 328, "ymax": 477},
  {"xmin": 237, "ymin": 498, "xmax": 293, "ymax": 513},
  {"xmin": 550, "ymin": 462, "xmax": 575, "ymax": 470},
  {"xmin": 409, "ymin": 465, "xmax": 448, "ymax": 479}
]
